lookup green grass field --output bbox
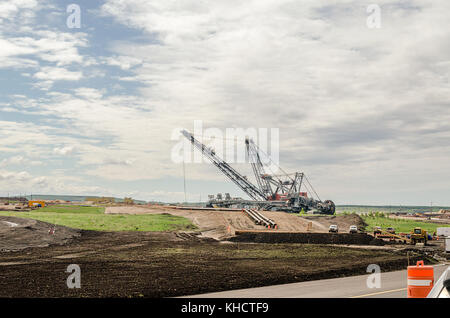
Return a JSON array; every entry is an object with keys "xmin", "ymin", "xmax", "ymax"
[
  {"xmin": 361, "ymin": 215, "xmax": 449, "ymax": 234},
  {"xmin": 337, "ymin": 205, "xmax": 449, "ymax": 214},
  {"xmin": 0, "ymin": 205, "xmax": 197, "ymax": 232}
]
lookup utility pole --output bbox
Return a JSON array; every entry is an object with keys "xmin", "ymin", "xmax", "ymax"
[{"xmin": 183, "ymin": 159, "xmax": 187, "ymax": 204}]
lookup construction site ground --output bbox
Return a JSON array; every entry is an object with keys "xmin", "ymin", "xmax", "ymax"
[
  {"xmin": 0, "ymin": 209, "xmax": 441, "ymax": 297},
  {"xmin": 105, "ymin": 206, "xmax": 367, "ymax": 240},
  {"xmin": 0, "ymin": 216, "xmax": 81, "ymax": 252},
  {"xmin": 0, "ymin": 224, "xmax": 427, "ymax": 298}
]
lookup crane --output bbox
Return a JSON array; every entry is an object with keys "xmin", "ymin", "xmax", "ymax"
[
  {"xmin": 180, "ymin": 130, "xmax": 266, "ymax": 201},
  {"xmin": 246, "ymin": 138, "xmax": 306, "ymax": 200},
  {"xmin": 181, "ymin": 130, "xmax": 335, "ymax": 214}
]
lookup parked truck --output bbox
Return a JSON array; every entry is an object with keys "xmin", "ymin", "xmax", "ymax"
[{"xmin": 437, "ymin": 227, "xmax": 450, "ymax": 237}]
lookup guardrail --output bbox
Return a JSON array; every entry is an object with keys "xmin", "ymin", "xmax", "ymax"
[{"xmin": 243, "ymin": 209, "xmax": 277, "ymax": 229}]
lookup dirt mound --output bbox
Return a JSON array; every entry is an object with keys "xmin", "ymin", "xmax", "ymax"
[
  {"xmin": 0, "ymin": 216, "xmax": 81, "ymax": 252},
  {"xmin": 302, "ymin": 214, "xmax": 367, "ymax": 232},
  {"xmin": 229, "ymin": 231, "xmax": 384, "ymax": 245}
]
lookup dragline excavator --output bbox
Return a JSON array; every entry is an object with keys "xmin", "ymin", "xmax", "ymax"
[{"xmin": 180, "ymin": 130, "xmax": 335, "ymax": 214}]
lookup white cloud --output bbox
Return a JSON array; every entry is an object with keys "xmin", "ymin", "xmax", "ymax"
[
  {"xmin": 0, "ymin": 30, "xmax": 88, "ymax": 68},
  {"xmin": 0, "ymin": 169, "xmax": 110, "ymax": 197},
  {"xmin": 0, "ymin": 0, "xmax": 38, "ymax": 21},
  {"xmin": 33, "ymin": 66, "xmax": 83, "ymax": 81},
  {"xmin": 0, "ymin": 10, "xmax": 89, "ymax": 89},
  {"xmin": 102, "ymin": 55, "xmax": 142, "ymax": 70},
  {"xmin": 0, "ymin": 170, "xmax": 32, "ymax": 182},
  {"xmin": 73, "ymin": 87, "xmax": 103, "ymax": 100},
  {"xmin": 0, "ymin": 155, "xmax": 25, "ymax": 166},
  {"xmin": 1, "ymin": 1, "xmax": 450, "ymax": 204},
  {"xmin": 96, "ymin": 0, "xmax": 450, "ymax": 203},
  {"xmin": 53, "ymin": 146, "xmax": 75, "ymax": 156},
  {"xmin": 103, "ymin": 158, "xmax": 135, "ymax": 166}
]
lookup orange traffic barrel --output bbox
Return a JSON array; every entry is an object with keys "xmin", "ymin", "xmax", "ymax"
[{"xmin": 407, "ymin": 260, "xmax": 434, "ymax": 298}]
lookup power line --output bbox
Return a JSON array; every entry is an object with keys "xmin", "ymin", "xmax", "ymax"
[{"xmin": 183, "ymin": 159, "xmax": 187, "ymax": 203}]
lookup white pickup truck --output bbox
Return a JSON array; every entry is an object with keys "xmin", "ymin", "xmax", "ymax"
[{"xmin": 329, "ymin": 224, "xmax": 338, "ymax": 233}]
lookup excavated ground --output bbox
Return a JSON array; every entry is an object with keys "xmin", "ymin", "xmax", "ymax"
[
  {"xmin": 105, "ymin": 206, "xmax": 368, "ymax": 240},
  {"xmin": 229, "ymin": 231, "xmax": 385, "ymax": 245},
  {"xmin": 301, "ymin": 214, "xmax": 368, "ymax": 232},
  {"xmin": 0, "ymin": 216, "xmax": 81, "ymax": 252},
  {"xmin": 0, "ymin": 226, "xmax": 422, "ymax": 298},
  {"xmin": 0, "ymin": 209, "xmax": 425, "ymax": 297}
]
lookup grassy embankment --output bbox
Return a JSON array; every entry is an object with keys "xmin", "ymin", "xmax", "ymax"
[
  {"xmin": 337, "ymin": 205, "xmax": 449, "ymax": 214},
  {"xmin": 0, "ymin": 205, "xmax": 196, "ymax": 232},
  {"xmin": 361, "ymin": 213, "xmax": 449, "ymax": 234}
]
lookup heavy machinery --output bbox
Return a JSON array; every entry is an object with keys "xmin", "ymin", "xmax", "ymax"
[
  {"xmin": 372, "ymin": 227, "xmax": 429, "ymax": 245},
  {"xmin": 373, "ymin": 226, "xmax": 382, "ymax": 235},
  {"xmin": 180, "ymin": 130, "xmax": 335, "ymax": 214},
  {"xmin": 410, "ymin": 227, "xmax": 428, "ymax": 245},
  {"xmin": 386, "ymin": 227, "xmax": 396, "ymax": 234}
]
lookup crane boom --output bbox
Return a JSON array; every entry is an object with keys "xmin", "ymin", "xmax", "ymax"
[
  {"xmin": 245, "ymin": 138, "xmax": 273, "ymax": 198},
  {"xmin": 180, "ymin": 129, "xmax": 335, "ymax": 214},
  {"xmin": 180, "ymin": 130, "xmax": 266, "ymax": 201}
]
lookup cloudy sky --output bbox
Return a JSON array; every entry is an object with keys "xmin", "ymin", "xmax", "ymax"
[{"xmin": 0, "ymin": 0, "xmax": 449, "ymax": 205}]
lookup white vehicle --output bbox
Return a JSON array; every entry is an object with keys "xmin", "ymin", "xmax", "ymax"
[
  {"xmin": 427, "ymin": 266, "xmax": 450, "ymax": 298},
  {"xmin": 437, "ymin": 227, "xmax": 450, "ymax": 237},
  {"xmin": 329, "ymin": 224, "xmax": 338, "ymax": 233},
  {"xmin": 349, "ymin": 225, "xmax": 357, "ymax": 233}
]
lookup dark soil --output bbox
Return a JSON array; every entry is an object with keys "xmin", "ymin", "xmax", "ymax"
[
  {"xmin": 230, "ymin": 231, "xmax": 385, "ymax": 245},
  {"xmin": 0, "ymin": 229, "xmax": 422, "ymax": 298},
  {"xmin": 0, "ymin": 216, "xmax": 81, "ymax": 252}
]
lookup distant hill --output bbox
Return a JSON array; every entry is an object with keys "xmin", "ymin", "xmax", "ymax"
[{"xmin": 24, "ymin": 194, "xmax": 147, "ymax": 205}]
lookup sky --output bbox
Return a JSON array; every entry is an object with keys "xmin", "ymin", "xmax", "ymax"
[{"xmin": 0, "ymin": 0, "xmax": 449, "ymax": 205}]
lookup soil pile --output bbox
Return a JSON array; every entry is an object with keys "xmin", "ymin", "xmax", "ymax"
[{"xmin": 0, "ymin": 216, "xmax": 81, "ymax": 252}]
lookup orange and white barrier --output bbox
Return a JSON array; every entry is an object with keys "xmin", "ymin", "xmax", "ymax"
[{"xmin": 407, "ymin": 260, "xmax": 434, "ymax": 298}]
